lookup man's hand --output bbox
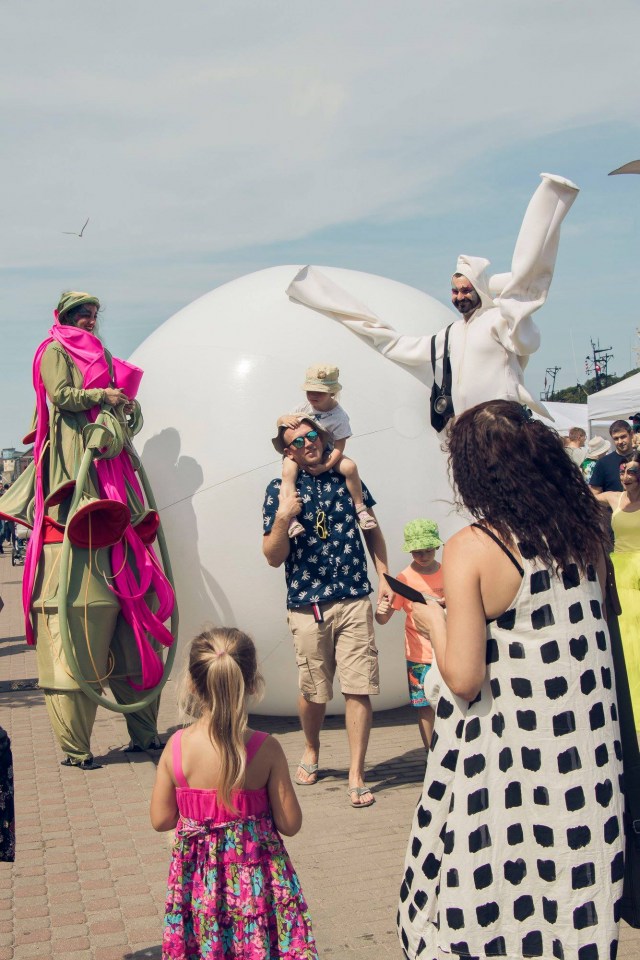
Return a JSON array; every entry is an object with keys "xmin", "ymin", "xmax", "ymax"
[
  {"xmin": 376, "ymin": 594, "xmax": 392, "ymax": 616},
  {"xmin": 377, "ymin": 581, "xmax": 393, "ymax": 608},
  {"xmin": 276, "ymin": 490, "xmax": 303, "ymax": 523}
]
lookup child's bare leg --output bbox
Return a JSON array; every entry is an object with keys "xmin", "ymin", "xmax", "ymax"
[
  {"xmin": 337, "ymin": 457, "xmax": 377, "ymax": 530},
  {"xmin": 416, "ymin": 705, "xmax": 435, "ymax": 750},
  {"xmin": 281, "ymin": 459, "xmax": 304, "ymax": 537}
]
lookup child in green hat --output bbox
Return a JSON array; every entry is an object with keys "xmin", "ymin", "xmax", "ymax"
[{"xmin": 375, "ymin": 518, "xmax": 444, "ymax": 748}]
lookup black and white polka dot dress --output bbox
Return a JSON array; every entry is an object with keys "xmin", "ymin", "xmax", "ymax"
[{"xmin": 397, "ymin": 547, "xmax": 624, "ymax": 960}]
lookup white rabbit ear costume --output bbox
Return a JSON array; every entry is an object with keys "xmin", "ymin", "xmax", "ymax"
[{"xmin": 287, "ymin": 173, "xmax": 579, "ymax": 422}]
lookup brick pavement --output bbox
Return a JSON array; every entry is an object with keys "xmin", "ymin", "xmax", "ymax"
[{"xmin": 1, "ymin": 553, "xmax": 640, "ymax": 959}]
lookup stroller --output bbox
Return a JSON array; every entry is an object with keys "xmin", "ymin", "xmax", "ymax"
[{"xmin": 11, "ymin": 524, "xmax": 29, "ymax": 567}]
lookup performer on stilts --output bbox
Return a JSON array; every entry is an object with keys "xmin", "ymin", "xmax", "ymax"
[{"xmin": 1, "ymin": 292, "xmax": 177, "ymax": 769}]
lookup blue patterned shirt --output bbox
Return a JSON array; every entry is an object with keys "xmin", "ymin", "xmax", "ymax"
[{"xmin": 262, "ymin": 470, "xmax": 376, "ymax": 609}]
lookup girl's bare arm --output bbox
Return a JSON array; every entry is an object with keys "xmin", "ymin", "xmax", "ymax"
[
  {"xmin": 150, "ymin": 741, "xmax": 180, "ymax": 831},
  {"xmin": 267, "ymin": 738, "xmax": 302, "ymax": 836}
]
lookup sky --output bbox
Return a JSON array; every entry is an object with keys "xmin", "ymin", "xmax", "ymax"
[{"xmin": 2, "ymin": 0, "xmax": 640, "ymax": 448}]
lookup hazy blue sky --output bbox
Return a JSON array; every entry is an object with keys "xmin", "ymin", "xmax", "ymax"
[{"xmin": 2, "ymin": 1, "xmax": 640, "ymax": 447}]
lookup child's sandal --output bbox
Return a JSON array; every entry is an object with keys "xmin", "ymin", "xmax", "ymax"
[
  {"xmin": 356, "ymin": 506, "xmax": 378, "ymax": 530},
  {"xmin": 288, "ymin": 520, "xmax": 305, "ymax": 538}
]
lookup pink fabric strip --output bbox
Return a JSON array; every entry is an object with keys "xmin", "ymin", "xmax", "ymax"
[
  {"xmin": 172, "ymin": 730, "xmax": 189, "ymax": 789},
  {"xmin": 245, "ymin": 730, "xmax": 269, "ymax": 765}
]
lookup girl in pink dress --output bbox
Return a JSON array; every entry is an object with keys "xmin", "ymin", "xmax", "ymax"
[{"xmin": 151, "ymin": 627, "xmax": 318, "ymax": 959}]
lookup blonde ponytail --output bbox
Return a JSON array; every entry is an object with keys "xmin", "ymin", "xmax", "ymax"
[{"xmin": 184, "ymin": 627, "xmax": 262, "ymax": 812}]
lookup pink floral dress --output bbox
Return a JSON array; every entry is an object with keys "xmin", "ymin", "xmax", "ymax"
[{"xmin": 162, "ymin": 729, "xmax": 318, "ymax": 959}]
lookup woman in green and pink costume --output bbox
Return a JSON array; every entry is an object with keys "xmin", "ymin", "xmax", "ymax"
[{"xmin": 0, "ymin": 291, "xmax": 176, "ymax": 769}]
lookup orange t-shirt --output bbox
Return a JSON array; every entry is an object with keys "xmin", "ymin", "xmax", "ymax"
[{"xmin": 391, "ymin": 563, "xmax": 444, "ymax": 663}]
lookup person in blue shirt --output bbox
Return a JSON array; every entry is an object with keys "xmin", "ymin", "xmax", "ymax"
[
  {"xmin": 589, "ymin": 420, "xmax": 634, "ymax": 493},
  {"xmin": 262, "ymin": 416, "xmax": 390, "ymax": 808}
]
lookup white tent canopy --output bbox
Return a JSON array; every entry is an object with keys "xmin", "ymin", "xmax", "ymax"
[
  {"xmin": 587, "ymin": 373, "xmax": 640, "ymax": 432},
  {"xmin": 535, "ymin": 401, "xmax": 588, "ymax": 434}
]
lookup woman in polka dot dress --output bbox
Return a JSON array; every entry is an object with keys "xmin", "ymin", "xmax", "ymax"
[{"xmin": 398, "ymin": 400, "xmax": 623, "ymax": 960}]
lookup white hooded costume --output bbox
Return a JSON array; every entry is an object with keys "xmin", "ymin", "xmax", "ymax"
[{"xmin": 286, "ymin": 173, "xmax": 579, "ymax": 419}]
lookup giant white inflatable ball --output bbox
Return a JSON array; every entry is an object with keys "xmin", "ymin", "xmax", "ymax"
[{"xmin": 131, "ymin": 265, "xmax": 463, "ymax": 715}]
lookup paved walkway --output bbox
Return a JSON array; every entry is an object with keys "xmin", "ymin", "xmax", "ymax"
[{"xmin": 1, "ymin": 553, "xmax": 639, "ymax": 959}]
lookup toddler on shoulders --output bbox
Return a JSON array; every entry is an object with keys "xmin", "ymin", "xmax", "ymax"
[{"xmin": 277, "ymin": 363, "xmax": 377, "ymax": 538}]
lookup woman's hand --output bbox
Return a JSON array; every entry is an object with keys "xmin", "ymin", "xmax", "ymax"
[
  {"xmin": 103, "ymin": 387, "xmax": 128, "ymax": 406},
  {"xmin": 411, "ymin": 599, "xmax": 446, "ymax": 639}
]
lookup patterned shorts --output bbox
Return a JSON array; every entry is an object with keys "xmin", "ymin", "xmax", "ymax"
[{"xmin": 406, "ymin": 660, "xmax": 432, "ymax": 708}]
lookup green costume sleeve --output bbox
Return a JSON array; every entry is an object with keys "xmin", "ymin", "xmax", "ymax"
[{"xmin": 40, "ymin": 343, "xmax": 105, "ymax": 412}]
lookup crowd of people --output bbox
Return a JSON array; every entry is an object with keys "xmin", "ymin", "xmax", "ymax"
[{"xmin": 1, "ymin": 169, "xmax": 635, "ymax": 958}]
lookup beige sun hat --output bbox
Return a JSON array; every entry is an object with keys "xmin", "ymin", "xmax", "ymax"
[
  {"xmin": 586, "ymin": 436, "xmax": 611, "ymax": 459},
  {"xmin": 271, "ymin": 415, "xmax": 331, "ymax": 455},
  {"xmin": 301, "ymin": 364, "xmax": 342, "ymax": 394}
]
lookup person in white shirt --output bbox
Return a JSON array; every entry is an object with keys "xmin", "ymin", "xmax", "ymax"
[{"xmin": 287, "ymin": 173, "xmax": 579, "ymax": 422}]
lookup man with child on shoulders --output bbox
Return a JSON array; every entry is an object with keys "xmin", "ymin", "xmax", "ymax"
[{"xmin": 262, "ymin": 415, "xmax": 389, "ymax": 809}]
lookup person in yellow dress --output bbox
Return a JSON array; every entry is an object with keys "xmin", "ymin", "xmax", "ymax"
[{"xmin": 595, "ymin": 454, "xmax": 640, "ymax": 728}]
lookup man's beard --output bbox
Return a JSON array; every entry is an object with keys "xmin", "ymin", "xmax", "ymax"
[{"xmin": 454, "ymin": 294, "xmax": 480, "ymax": 315}]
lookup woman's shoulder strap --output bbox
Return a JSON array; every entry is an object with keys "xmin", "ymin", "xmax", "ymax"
[
  {"xmin": 171, "ymin": 729, "xmax": 189, "ymax": 789},
  {"xmin": 471, "ymin": 523, "xmax": 525, "ymax": 577},
  {"xmin": 246, "ymin": 730, "xmax": 269, "ymax": 765}
]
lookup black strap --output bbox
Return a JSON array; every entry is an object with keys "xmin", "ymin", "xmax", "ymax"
[
  {"xmin": 430, "ymin": 324, "xmax": 453, "ymax": 385},
  {"xmin": 430, "ymin": 329, "xmax": 437, "ymax": 378},
  {"xmin": 472, "ymin": 523, "xmax": 525, "ymax": 577}
]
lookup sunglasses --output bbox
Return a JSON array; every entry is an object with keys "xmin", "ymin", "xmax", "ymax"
[
  {"xmin": 286, "ymin": 430, "xmax": 319, "ymax": 449},
  {"xmin": 315, "ymin": 509, "xmax": 328, "ymax": 540}
]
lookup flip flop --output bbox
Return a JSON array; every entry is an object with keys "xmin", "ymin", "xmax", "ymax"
[
  {"xmin": 347, "ymin": 785, "xmax": 375, "ymax": 808},
  {"xmin": 294, "ymin": 761, "xmax": 319, "ymax": 785}
]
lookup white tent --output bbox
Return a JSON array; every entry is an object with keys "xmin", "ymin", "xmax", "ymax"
[
  {"xmin": 535, "ymin": 401, "xmax": 588, "ymax": 434},
  {"xmin": 587, "ymin": 373, "xmax": 640, "ymax": 434}
]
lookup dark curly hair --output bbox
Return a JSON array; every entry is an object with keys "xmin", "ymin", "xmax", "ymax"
[{"xmin": 447, "ymin": 400, "xmax": 609, "ymax": 572}]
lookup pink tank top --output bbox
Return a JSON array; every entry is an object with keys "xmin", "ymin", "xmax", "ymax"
[{"xmin": 172, "ymin": 728, "xmax": 270, "ymax": 822}]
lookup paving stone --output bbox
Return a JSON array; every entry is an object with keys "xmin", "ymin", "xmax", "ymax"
[
  {"xmin": 51, "ymin": 936, "xmax": 91, "ymax": 952},
  {"xmin": 14, "ymin": 928, "xmax": 51, "ymax": 946},
  {"xmin": 13, "ymin": 945, "xmax": 54, "ymax": 960}
]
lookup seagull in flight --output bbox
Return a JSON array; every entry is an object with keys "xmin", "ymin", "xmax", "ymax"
[{"xmin": 62, "ymin": 217, "xmax": 90, "ymax": 237}]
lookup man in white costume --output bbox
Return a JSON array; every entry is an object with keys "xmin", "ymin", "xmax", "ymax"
[{"xmin": 286, "ymin": 173, "xmax": 579, "ymax": 420}]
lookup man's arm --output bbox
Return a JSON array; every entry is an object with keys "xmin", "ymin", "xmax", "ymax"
[
  {"xmin": 262, "ymin": 489, "xmax": 302, "ymax": 568},
  {"xmin": 286, "ymin": 265, "xmax": 435, "ymax": 370},
  {"xmin": 493, "ymin": 173, "xmax": 579, "ymax": 356},
  {"xmin": 361, "ymin": 512, "xmax": 390, "ymax": 603}
]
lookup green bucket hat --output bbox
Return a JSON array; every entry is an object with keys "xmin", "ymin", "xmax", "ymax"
[
  {"xmin": 403, "ymin": 518, "xmax": 443, "ymax": 552},
  {"xmin": 56, "ymin": 290, "xmax": 101, "ymax": 321}
]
